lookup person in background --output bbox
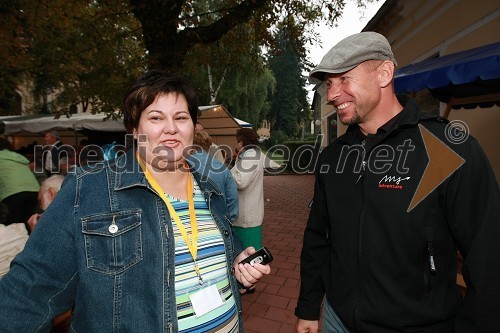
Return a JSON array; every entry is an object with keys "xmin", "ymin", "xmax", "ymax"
[
  {"xmin": 230, "ymin": 128, "xmax": 265, "ymax": 295},
  {"xmin": 0, "ymin": 175, "xmax": 64, "ymax": 279},
  {"xmin": 0, "ymin": 203, "xmax": 29, "ymax": 278},
  {"xmin": 73, "ymin": 138, "xmax": 104, "ymax": 167},
  {"xmin": 26, "ymin": 175, "xmax": 65, "ymax": 232},
  {"xmin": 41, "ymin": 130, "xmax": 73, "ymax": 175},
  {"xmin": 193, "ymin": 129, "xmax": 214, "ymax": 152},
  {"xmin": 194, "ymin": 122, "xmax": 226, "ymax": 164},
  {"xmin": 295, "ymin": 32, "xmax": 500, "ymax": 333},
  {"xmin": 0, "ymin": 137, "xmax": 40, "ymax": 225},
  {"xmin": 0, "ymin": 70, "xmax": 270, "ymax": 332},
  {"xmin": 26, "ymin": 140, "xmax": 38, "ymax": 153}
]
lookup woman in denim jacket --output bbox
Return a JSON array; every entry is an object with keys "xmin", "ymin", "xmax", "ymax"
[{"xmin": 0, "ymin": 70, "xmax": 271, "ymax": 332}]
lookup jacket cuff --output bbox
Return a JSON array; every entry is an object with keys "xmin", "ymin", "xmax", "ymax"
[{"xmin": 294, "ymin": 305, "xmax": 321, "ymax": 321}]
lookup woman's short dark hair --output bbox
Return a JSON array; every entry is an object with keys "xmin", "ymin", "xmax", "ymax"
[
  {"xmin": 236, "ymin": 128, "xmax": 259, "ymax": 147},
  {"xmin": 123, "ymin": 70, "xmax": 199, "ymax": 134}
]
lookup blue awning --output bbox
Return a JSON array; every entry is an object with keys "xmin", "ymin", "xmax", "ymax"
[
  {"xmin": 394, "ymin": 42, "xmax": 500, "ymax": 109},
  {"xmin": 395, "ymin": 42, "xmax": 500, "ymax": 92}
]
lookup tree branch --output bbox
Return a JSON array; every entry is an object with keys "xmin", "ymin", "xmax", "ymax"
[{"xmin": 182, "ymin": 0, "xmax": 269, "ymax": 44}]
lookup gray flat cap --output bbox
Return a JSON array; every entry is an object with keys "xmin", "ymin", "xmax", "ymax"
[{"xmin": 309, "ymin": 31, "xmax": 397, "ymax": 84}]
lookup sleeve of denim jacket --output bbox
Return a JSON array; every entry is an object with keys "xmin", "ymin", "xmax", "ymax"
[
  {"xmin": 226, "ymin": 169, "xmax": 243, "ymax": 258},
  {"xmin": 189, "ymin": 151, "xmax": 239, "ymax": 222},
  {"xmin": 225, "ymin": 168, "xmax": 239, "ymax": 222},
  {"xmin": 0, "ymin": 173, "xmax": 78, "ymax": 332}
]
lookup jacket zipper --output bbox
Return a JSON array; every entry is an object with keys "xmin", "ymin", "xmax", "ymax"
[
  {"xmin": 427, "ymin": 241, "xmax": 436, "ymax": 273},
  {"xmin": 425, "ymin": 241, "xmax": 436, "ymax": 294},
  {"xmin": 353, "ymin": 159, "xmax": 367, "ymax": 331},
  {"xmin": 355, "ymin": 161, "xmax": 366, "ymax": 185}
]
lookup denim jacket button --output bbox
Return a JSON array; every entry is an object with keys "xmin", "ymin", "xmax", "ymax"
[
  {"xmin": 108, "ymin": 224, "xmax": 118, "ymax": 234},
  {"xmin": 223, "ymin": 230, "xmax": 229, "ymax": 236}
]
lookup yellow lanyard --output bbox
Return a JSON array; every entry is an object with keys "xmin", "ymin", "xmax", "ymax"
[{"xmin": 136, "ymin": 151, "xmax": 203, "ymax": 285}]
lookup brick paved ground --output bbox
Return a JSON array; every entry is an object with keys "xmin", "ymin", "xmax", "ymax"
[{"xmin": 242, "ymin": 174, "xmax": 315, "ymax": 333}]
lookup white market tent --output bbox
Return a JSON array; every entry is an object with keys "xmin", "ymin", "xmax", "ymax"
[
  {"xmin": 0, "ymin": 104, "xmax": 252, "ymax": 149},
  {"xmin": 0, "ymin": 105, "xmax": 282, "ymax": 169},
  {"xmin": 0, "ymin": 113, "xmax": 126, "ymax": 148},
  {"xmin": 197, "ymin": 105, "xmax": 252, "ymax": 147},
  {"xmin": 0, "ymin": 112, "xmax": 125, "ymax": 135},
  {"xmin": 0, "ymin": 105, "xmax": 251, "ymax": 136},
  {"xmin": 235, "ymin": 118, "xmax": 253, "ymax": 128}
]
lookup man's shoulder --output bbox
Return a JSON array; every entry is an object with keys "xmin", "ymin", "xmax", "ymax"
[
  {"xmin": 418, "ymin": 114, "xmax": 467, "ymax": 138},
  {"xmin": 419, "ymin": 113, "xmax": 448, "ymax": 125},
  {"xmin": 417, "ymin": 114, "xmax": 478, "ymax": 156}
]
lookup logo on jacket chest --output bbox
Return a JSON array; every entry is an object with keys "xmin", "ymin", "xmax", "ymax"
[{"xmin": 378, "ymin": 175, "xmax": 410, "ymax": 190}]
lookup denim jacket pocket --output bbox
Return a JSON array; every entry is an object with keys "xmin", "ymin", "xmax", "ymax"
[{"xmin": 82, "ymin": 209, "xmax": 143, "ymax": 275}]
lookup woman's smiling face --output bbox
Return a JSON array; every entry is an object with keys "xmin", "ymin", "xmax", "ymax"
[{"xmin": 133, "ymin": 92, "xmax": 194, "ymax": 171}]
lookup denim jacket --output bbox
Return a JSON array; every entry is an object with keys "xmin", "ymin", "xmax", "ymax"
[{"xmin": 0, "ymin": 149, "xmax": 242, "ymax": 332}]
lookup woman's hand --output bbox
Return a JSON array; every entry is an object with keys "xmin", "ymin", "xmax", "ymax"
[{"xmin": 233, "ymin": 247, "xmax": 271, "ymax": 287}]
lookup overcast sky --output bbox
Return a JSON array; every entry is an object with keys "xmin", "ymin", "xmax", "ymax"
[{"xmin": 305, "ymin": 0, "xmax": 385, "ymax": 101}]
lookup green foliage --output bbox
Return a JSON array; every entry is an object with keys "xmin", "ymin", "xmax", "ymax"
[
  {"xmin": 268, "ymin": 129, "xmax": 288, "ymax": 146},
  {"xmin": 0, "ymin": 0, "xmax": 364, "ymax": 117},
  {"xmin": 184, "ymin": 22, "xmax": 276, "ymax": 125},
  {"xmin": 0, "ymin": 0, "xmax": 147, "ymax": 115},
  {"xmin": 268, "ymin": 18, "xmax": 311, "ymax": 137},
  {"xmin": 216, "ymin": 65, "xmax": 276, "ymax": 126},
  {"xmin": 283, "ymin": 139, "xmax": 320, "ymax": 173}
]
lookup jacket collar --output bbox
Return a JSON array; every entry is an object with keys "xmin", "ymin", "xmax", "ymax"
[
  {"xmin": 338, "ymin": 95, "xmax": 424, "ymax": 145},
  {"xmin": 113, "ymin": 149, "xmax": 223, "ymax": 195}
]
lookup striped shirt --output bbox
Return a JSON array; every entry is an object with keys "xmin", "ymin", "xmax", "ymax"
[{"xmin": 168, "ymin": 179, "xmax": 239, "ymax": 332}]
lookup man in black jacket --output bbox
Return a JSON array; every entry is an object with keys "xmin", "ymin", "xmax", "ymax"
[
  {"xmin": 41, "ymin": 130, "xmax": 73, "ymax": 176},
  {"xmin": 295, "ymin": 32, "xmax": 500, "ymax": 333}
]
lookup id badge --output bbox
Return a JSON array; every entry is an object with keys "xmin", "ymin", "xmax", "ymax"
[{"xmin": 189, "ymin": 284, "xmax": 224, "ymax": 317}]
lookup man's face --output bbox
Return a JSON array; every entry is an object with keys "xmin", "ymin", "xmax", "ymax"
[
  {"xmin": 43, "ymin": 133, "xmax": 57, "ymax": 145},
  {"xmin": 324, "ymin": 61, "xmax": 382, "ymax": 126}
]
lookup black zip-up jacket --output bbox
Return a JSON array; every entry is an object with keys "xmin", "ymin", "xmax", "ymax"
[{"xmin": 295, "ymin": 96, "xmax": 500, "ymax": 332}]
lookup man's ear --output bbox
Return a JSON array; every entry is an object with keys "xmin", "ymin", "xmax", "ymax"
[
  {"xmin": 379, "ymin": 60, "xmax": 395, "ymax": 88},
  {"xmin": 132, "ymin": 128, "xmax": 137, "ymax": 140},
  {"xmin": 48, "ymin": 187, "xmax": 58, "ymax": 202}
]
